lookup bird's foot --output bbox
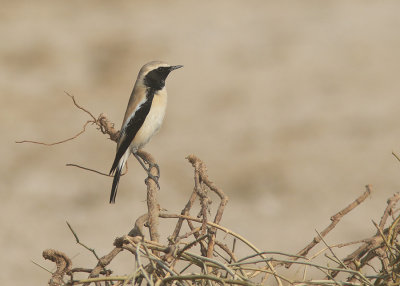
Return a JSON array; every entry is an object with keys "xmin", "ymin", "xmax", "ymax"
[
  {"xmin": 145, "ymin": 172, "xmax": 160, "ymax": 189},
  {"xmin": 145, "ymin": 161, "xmax": 160, "ymax": 189},
  {"xmin": 133, "ymin": 152, "xmax": 161, "ymax": 189},
  {"xmin": 147, "ymin": 161, "xmax": 160, "ymax": 178}
]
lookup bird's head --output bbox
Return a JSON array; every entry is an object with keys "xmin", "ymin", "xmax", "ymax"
[{"xmin": 139, "ymin": 61, "xmax": 183, "ymax": 91}]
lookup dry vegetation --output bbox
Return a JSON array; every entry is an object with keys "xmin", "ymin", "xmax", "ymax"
[{"xmin": 21, "ymin": 96, "xmax": 400, "ymax": 286}]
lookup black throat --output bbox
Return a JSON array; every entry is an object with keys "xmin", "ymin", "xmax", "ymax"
[{"xmin": 143, "ymin": 67, "xmax": 171, "ymax": 91}]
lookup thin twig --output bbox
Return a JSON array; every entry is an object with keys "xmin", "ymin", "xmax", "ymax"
[
  {"xmin": 177, "ymin": 234, "xmax": 209, "ymax": 257},
  {"xmin": 392, "ymin": 151, "xmax": 400, "ymax": 163},
  {"xmin": 16, "ymin": 120, "xmax": 93, "ymax": 146},
  {"xmin": 31, "ymin": 259, "xmax": 53, "ymax": 274},
  {"xmin": 66, "ymin": 162, "xmax": 128, "ymax": 177},
  {"xmin": 66, "ymin": 221, "xmax": 101, "ymax": 261},
  {"xmin": 315, "ymin": 230, "xmax": 348, "ymax": 271},
  {"xmin": 176, "ymin": 227, "xmax": 201, "ymax": 242},
  {"xmin": 70, "ymin": 268, "xmax": 110, "ymax": 275},
  {"xmin": 16, "ymin": 92, "xmax": 98, "ymax": 146},
  {"xmin": 64, "ymin": 91, "xmax": 97, "ymax": 121}
]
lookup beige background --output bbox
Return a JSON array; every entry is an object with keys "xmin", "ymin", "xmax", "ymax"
[{"xmin": 2, "ymin": 1, "xmax": 400, "ymax": 284}]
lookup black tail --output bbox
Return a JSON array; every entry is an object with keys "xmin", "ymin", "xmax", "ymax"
[
  {"xmin": 109, "ymin": 166, "xmax": 122, "ymax": 204},
  {"xmin": 109, "ymin": 155, "xmax": 120, "ymax": 176}
]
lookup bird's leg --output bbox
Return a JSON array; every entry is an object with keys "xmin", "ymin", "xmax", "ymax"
[
  {"xmin": 133, "ymin": 152, "xmax": 148, "ymax": 170},
  {"xmin": 133, "ymin": 152, "xmax": 160, "ymax": 178},
  {"xmin": 133, "ymin": 152, "xmax": 160, "ymax": 189}
]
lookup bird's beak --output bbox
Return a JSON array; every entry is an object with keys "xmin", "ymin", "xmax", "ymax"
[{"xmin": 170, "ymin": 65, "xmax": 183, "ymax": 71}]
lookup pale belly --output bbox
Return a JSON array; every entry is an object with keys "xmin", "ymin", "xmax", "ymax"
[{"xmin": 130, "ymin": 93, "xmax": 167, "ymax": 151}]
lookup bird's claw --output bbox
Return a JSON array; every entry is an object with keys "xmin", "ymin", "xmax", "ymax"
[
  {"xmin": 145, "ymin": 162, "xmax": 160, "ymax": 189},
  {"xmin": 134, "ymin": 153, "xmax": 161, "ymax": 189},
  {"xmin": 145, "ymin": 173, "xmax": 160, "ymax": 189}
]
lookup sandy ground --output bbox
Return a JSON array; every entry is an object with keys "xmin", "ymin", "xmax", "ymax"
[{"xmin": 2, "ymin": 1, "xmax": 400, "ymax": 284}]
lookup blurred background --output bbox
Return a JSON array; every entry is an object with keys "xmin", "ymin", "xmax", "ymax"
[{"xmin": 2, "ymin": 1, "xmax": 400, "ymax": 284}]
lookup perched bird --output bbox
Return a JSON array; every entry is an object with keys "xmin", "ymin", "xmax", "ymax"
[{"xmin": 109, "ymin": 61, "xmax": 183, "ymax": 203}]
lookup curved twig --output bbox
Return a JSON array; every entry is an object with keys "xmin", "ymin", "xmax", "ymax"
[
  {"xmin": 64, "ymin": 91, "xmax": 96, "ymax": 121},
  {"xmin": 16, "ymin": 120, "xmax": 94, "ymax": 146}
]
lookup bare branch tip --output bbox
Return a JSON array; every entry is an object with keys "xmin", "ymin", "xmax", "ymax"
[{"xmin": 392, "ymin": 151, "xmax": 400, "ymax": 162}]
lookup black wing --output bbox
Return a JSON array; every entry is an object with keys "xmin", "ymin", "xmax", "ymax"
[{"xmin": 109, "ymin": 90, "xmax": 155, "ymax": 175}]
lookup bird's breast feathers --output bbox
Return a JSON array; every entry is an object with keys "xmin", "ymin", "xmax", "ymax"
[{"xmin": 130, "ymin": 89, "xmax": 167, "ymax": 150}]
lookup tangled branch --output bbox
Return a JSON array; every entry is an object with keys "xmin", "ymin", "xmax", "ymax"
[{"xmin": 20, "ymin": 95, "xmax": 400, "ymax": 285}]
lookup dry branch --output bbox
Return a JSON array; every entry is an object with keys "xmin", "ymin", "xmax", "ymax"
[
  {"xmin": 330, "ymin": 192, "xmax": 400, "ymax": 280},
  {"xmin": 186, "ymin": 154, "xmax": 229, "ymax": 259},
  {"xmin": 136, "ymin": 149, "xmax": 160, "ymax": 245},
  {"xmin": 25, "ymin": 95, "xmax": 400, "ymax": 285},
  {"xmin": 42, "ymin": 249, "xmax": 72, "ymax": 286},
  {"xmin": 378, "ymin": 192, "xmax": 400, "ymax": 229},
  {"xmin": 41, "ymin": 162, "xmax": 400, "ymax": 286},
  {"xmin": 290, "ymin": 185, "xmax": 372, "ymax": 264}
]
